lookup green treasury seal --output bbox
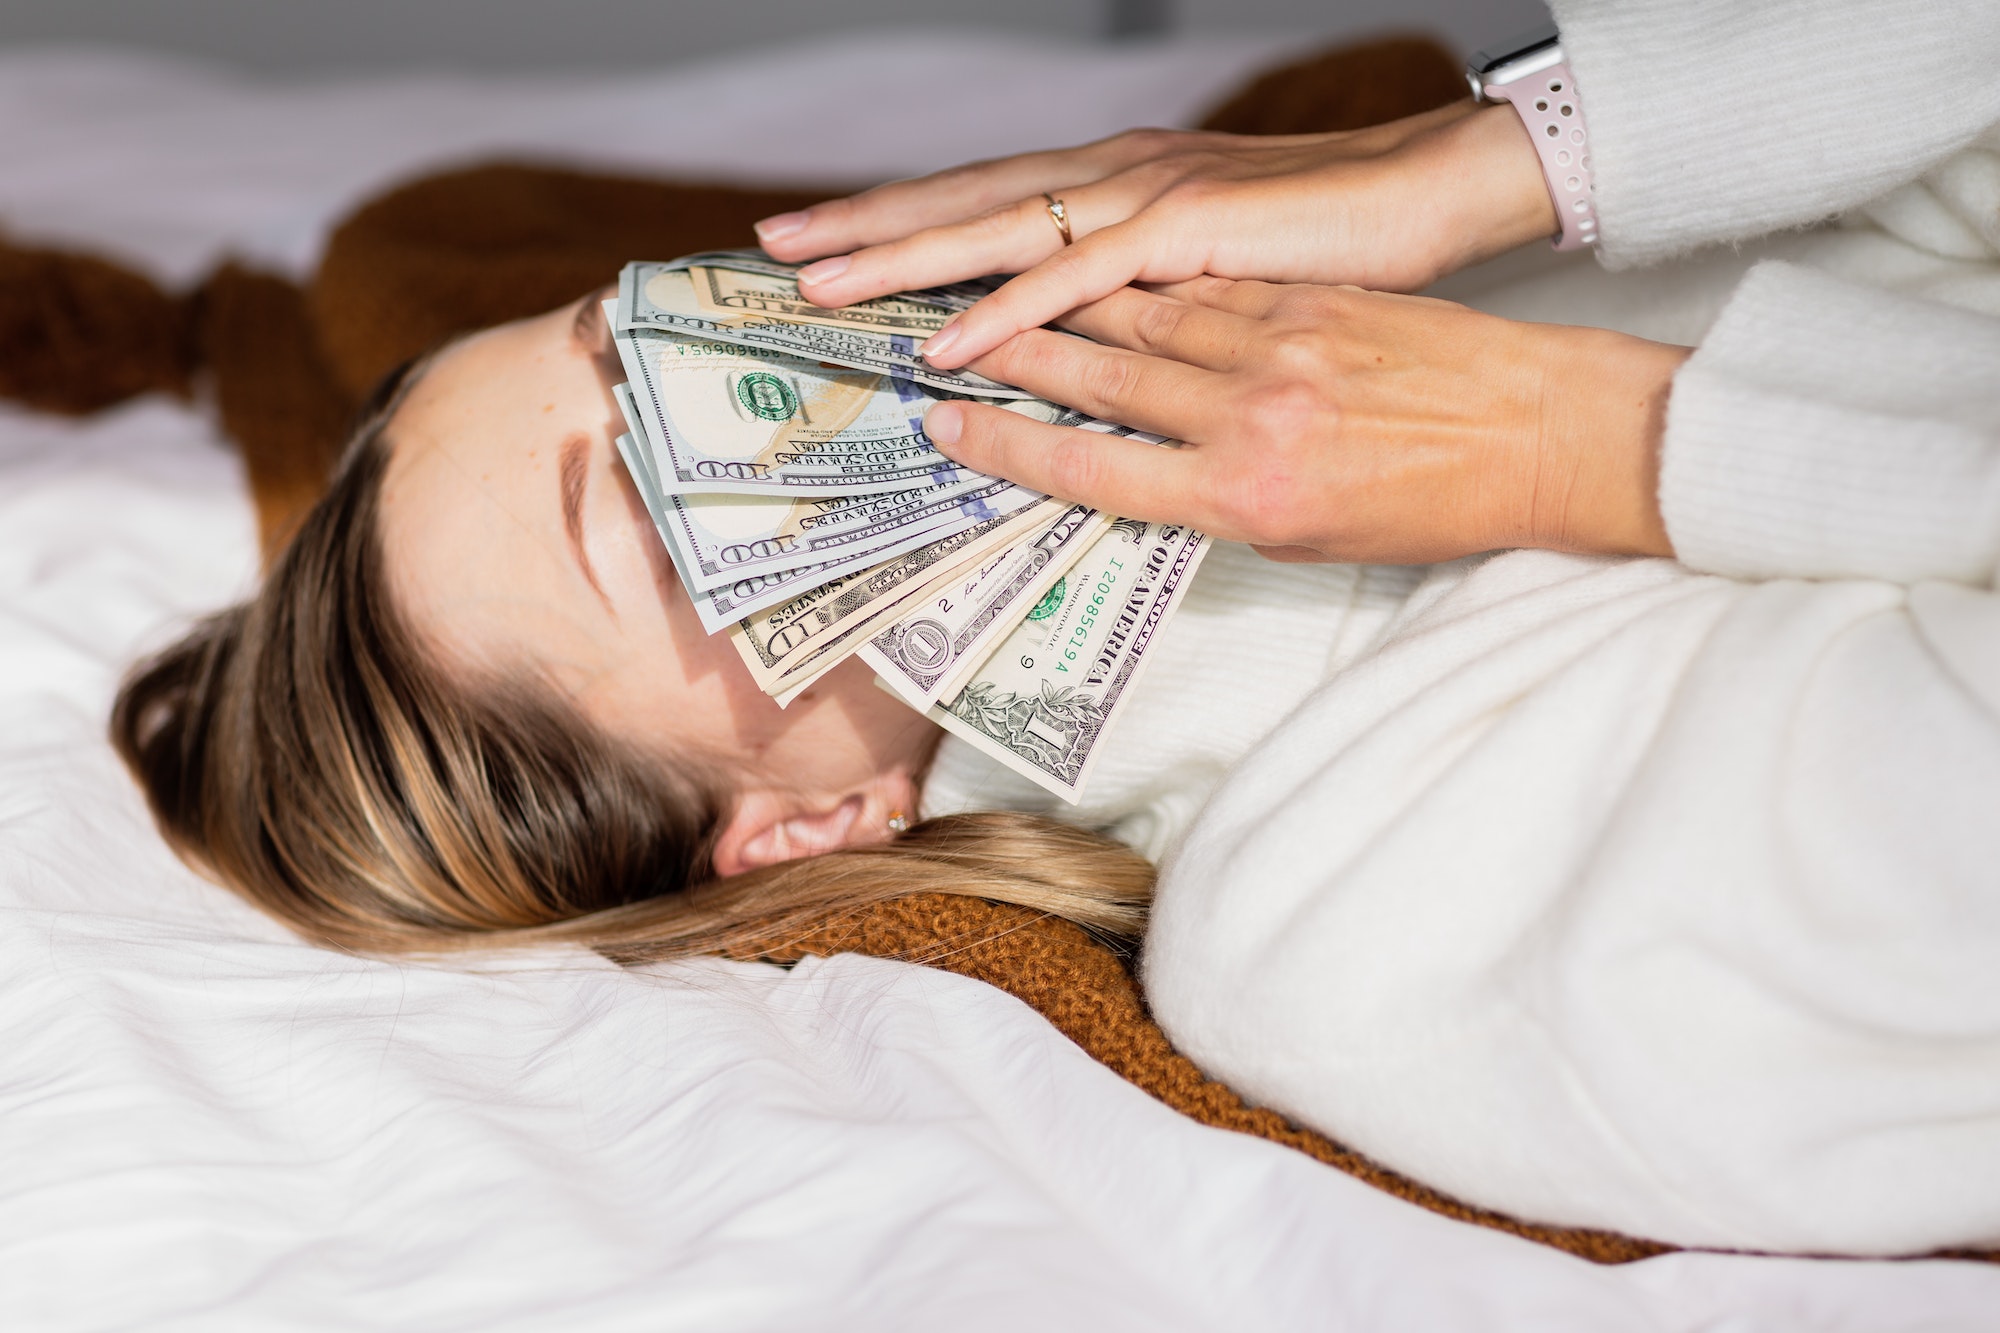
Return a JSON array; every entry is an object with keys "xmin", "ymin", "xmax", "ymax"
[
  {"xmin": 735, "ymin": 371, "xmax": 799, "ymax": 422},
  {"xmin": 1027, "ymin": 577, "xmax": 1066, "ymax": 622}
]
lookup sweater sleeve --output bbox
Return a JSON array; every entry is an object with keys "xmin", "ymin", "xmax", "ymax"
[
  {"xmin": 1547, "ymin": 0, "xmax": 2000, "ymax": 268},
  {"xmin": 1660, "ymin": 261, "xmax": 2000, "ymax": 583}
]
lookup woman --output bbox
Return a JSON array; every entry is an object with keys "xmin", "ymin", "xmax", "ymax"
[
  {"xmin": 757, "ymin": 0, "xmax": 2000, "ymax": 1258},
  {"xmin": 110, "ymin": 289, "xmax": 1167, "ymax": 961},
  {"xmin": 117, "ymin": 0, "xmax": 2000, "ymax": 1257}
]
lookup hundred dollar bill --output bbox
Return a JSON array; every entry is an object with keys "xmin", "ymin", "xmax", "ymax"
[
  {"xmin": 615, "ymin": 325, "xmax": 973, "ymax": 495},
  {"xmin": 654, "ymin": 248, "xmax": 1000, "ymax": 321},
  {"xmin": 693, "ymin": 557, "xmax": 855, "ymax": 634},
  {"xmin": 614, "ymin": 425, "xmax": 834, "ymax": 630},
  {"xmin": 618, "ymin": 377, "xmax": 1063, "ymax": 635},
  {"xmin": 612, "ymin": 400, "xmax": 996, "ymax": 628},
  {"xmin": 619, "ymin": 371, "xmax": 982, "ymax": 631},
  {"xmin": 612, "ymin": 426, "xmax": 672, "ymax": 560},
  {"xmin": 619, "ymin": 260, "xmax": 1031, "ymax": 399},
  {"xmin": 861, "ymin": 503, "xmax": 1111, "ymax": 708},
  {"xmin": 662, "ymin": 465, "xmax": 1042, "ymax": 591},
  {"xmin": 612, "ymin": 381, "xmax": 665, "ymax": 499},
  {"xmin": 611, "ymin": 419, "xmax": 710, "ymax": 601},
  {"xmin": 678, "ymin": 425, "xmax": 1147, "ymax": 628},
  {"xmin": 689, "ymin": 263, "xmax": 957, "ymax": 337},
  {"xmin": 924, "ymin": 519, "xmax": 1210, "ymax": 802},
  {"xmin": 728, "ymin": 499, "xmax": 1061, "ymax": 701}
]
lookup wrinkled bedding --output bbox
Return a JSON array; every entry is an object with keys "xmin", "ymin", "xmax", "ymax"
[{"xmin": 2, "ymin": 35, "xmax": 1996, "ymax": 1330}]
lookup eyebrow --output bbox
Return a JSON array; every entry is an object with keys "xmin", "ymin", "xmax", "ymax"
[{"xmin": 559, "ymin": 432, "xmax": 612, "ymax": 610}]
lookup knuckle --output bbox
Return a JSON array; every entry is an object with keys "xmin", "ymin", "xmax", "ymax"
[
  {"xmin": 1167, "ymin": 155, "xmax": 1232, "ymax": 190},
  {"xmin": 1128, "ymin": 298, "xmax": 1187, "ymax": 355},
  {"xmin": 1237, "ymin": 378, "xmax": 1337, "ymax": 451},
  {"xmin": 1078, "ymin": 351, "xmax": 1144, "ymax": 409},
  {"xmin": 1036, "ymin": 249, "xmax": 1104, "ymax": 305},
  {"xmin": 987, "ymin": 329, "xmax": 1064, "ymax": 384},
  {"xmin": 1147, "ymin": 183, "xmax": 1204, "ymax": 224},
  {"xmin": 1182, "ymin": 273, "xmax": 1233, "ymax": 304},
  {"xmin": 1045, "ymin": 432, "xmax": 1110, "ymax": 500},
  {"xmin": 1216, "ymin": 456, "xmax": 1314, "ymax": 547},
  {"xmin": 968, "ymin": 202, "xmax": 1027, "ymax": 243},
  {"xmin": 1128, "ymin": 154, "xmax": 1191, "ymax": 191},
  {"xmin": 1114, "ymin": 126, "xmax": 1184, "ymax": 158},
  {"xmin": 1262, "ymin": 328, "xmax": 1333, "ymax": 379}
]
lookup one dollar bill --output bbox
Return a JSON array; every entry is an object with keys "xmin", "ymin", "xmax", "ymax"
[
  {"xmin": 924, "ymin": 519, "xmax": 1209, "ymax": 802},
  {"xmin": 727, "ymin": 499, "xmax": 1061, "ymax": 701},
  {"xmin": 861, "ymin": 503, "xmax": 1110, "ymax": 708}
]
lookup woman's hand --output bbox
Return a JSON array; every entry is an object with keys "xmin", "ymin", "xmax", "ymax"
[
  {"xmin": 754, "ymin": 103, "xmax": 1559, "ymax": 374},
  {"xmin": 921, "ymin": 279, "xmax": 1688, "ymax": 565}
]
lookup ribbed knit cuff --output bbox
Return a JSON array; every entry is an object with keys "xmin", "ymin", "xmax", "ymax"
[
  {"xmin": 1660, "ymin": 263, "xmax": 2000, "ymax": 584},
  {"xmin": 1548, "ymin": 0, "xmax": 2000, "ymax": 268}
]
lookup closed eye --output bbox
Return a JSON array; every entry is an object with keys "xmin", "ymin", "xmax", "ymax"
[
  {"xmin": 574, "ymin": 283, "xmax": 619, "ymax": 372},
  {"xmin": 560, "ymin": 431, "xmax": 612, "ymax": 611}
]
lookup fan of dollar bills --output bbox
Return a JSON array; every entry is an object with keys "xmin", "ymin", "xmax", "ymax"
[{"xmin": 608, "ymin": 251, "xmax": 1208, "ymax": 802}]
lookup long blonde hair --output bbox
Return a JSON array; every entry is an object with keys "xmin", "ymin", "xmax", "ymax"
[{"xmin": 110, "ymin": 370, "xmax": 1152, "ymax": 964}]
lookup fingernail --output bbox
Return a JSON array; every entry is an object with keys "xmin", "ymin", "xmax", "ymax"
[
  {"xmin": 796, "ymin": 255, "xmax": 850, "ymax": 286},
  {"xmin": 925, "ymin": 402, "xmax": 964, "ymax": 447},
  {"xmin": 920, "ymin": 319, "xmax": 961, "ymax": 362},
  {"xmin": 754, "ymin": 210, "xmax": 811, "ymax": 242}
]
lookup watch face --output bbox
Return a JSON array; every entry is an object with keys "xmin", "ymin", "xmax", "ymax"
[{"xmin": 1468, "ymin": 22, "xmax": 1559, "ymax": 76}]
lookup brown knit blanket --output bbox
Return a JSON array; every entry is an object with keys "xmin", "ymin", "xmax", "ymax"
[{"xmin": 12, "ymin": 37, "xmax": 1924, "ymax": 1267}]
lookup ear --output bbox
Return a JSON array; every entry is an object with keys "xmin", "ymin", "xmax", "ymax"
[
  {"xmin": 708, "ymin": 768, "xmax": 920, "ymax": 878},
  {"xmin": 710, "ymin": 791, "xmax": 861, "ymax": 878}
]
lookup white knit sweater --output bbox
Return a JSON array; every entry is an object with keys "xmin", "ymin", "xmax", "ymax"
[{"xmin": 1142, "ymin": 1, "xmax": 2000, "ymax": 1256}]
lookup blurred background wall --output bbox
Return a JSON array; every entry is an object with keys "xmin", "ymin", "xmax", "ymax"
[{"xmin": 0, "ymin": 0, "xmax": 1552, "ymax": 73}]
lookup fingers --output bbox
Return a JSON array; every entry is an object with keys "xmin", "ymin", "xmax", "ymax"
[
  {"xmin": 1058, "ymin": 286, "xmax": 1260, "ymax": 373},
  {"xmin": 967, "ymin": 327, "xmax": 1229, "ymax": 442},
  {"xmin": 755, "ymin": 129, "xmax": 1180, "ymax": 263},
  {"xmin": 924, "ymin": 402, "xmax": 1205, "ymax": 524},
  {"xmin": 916, "ymin": 213, "xmax": 1217, "ymax": 369},
  {"xmin": 762, "ymin": 159, "xmax": 1072, "ymax": 266},
  {"xmin": 794, "ymin": 192, "xmax": 1078, "ymax": 311}
]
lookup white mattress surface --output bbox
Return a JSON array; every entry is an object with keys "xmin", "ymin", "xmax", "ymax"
[{"xmin": 2, "ymin": 35, "xmax": 1996, "ymax": 1330}]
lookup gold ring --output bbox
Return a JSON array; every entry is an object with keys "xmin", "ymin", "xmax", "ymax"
[{"xmin": 1041, "ymin": 193, "xmax": 1074, "ymax": 246}]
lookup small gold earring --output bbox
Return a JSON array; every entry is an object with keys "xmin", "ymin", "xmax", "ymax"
[{"xmin": 886, "ymin": 810, "xmax": 910, "ymax": 834}]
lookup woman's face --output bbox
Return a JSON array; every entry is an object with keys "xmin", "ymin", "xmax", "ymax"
[{"xmin": 374, "ymin": 291, "xmax": 939, "ymax": 825}]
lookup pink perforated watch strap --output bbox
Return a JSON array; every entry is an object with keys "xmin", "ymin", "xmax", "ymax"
[{"xmin": 1482, "ymin": 61, "xmax": 1598, "ymax": 252}]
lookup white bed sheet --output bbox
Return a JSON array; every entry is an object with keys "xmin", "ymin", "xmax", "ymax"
[{"xmin": 2, "ymin": 35, "xmax": 1996, "ymax": 1331}]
